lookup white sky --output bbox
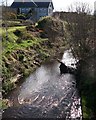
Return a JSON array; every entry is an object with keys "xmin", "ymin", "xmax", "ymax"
[{"xmin": 0, "ymin": 0, "xmax": 96, "ymax": 11}]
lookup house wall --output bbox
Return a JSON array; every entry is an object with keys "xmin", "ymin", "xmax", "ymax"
[
  {"xmin": 35, "ymin": 3, "xmax": 53, "ymax": 21},
  {"xmin": 19, "ymin": 7, "xmax": 49, "ymax": 21},
  {"xmin": 36, "ymin": 8, "xmax": 48, "ymax": 20},
  {"xmin": 48, "ymin": 2, "xmax": 53, "ymax": 16}
]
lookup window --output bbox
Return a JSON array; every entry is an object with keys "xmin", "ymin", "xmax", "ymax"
[
  {"xmin": 21, "ymin": 8, "xmax": 30, "ymax": 13},
  {"xmin": 21, "ymin": 8, "xmax": 25, "ymax": 13},
  {"xmin": 39, "ymin": 8, "xmax": 46, "ymax": 12}
]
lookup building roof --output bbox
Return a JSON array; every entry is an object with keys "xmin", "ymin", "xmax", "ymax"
[
  {"xmin": 11, "ymin": 2, "xmax": 36, "ymax": 8},
  {"xmin": 35, "ymin": 2, "xmax": 53, "ymax": 8},
  {"xmin": 13, "ymin": 0, "xmax": 34, "ymax": 2},
  {"xmin": 11, "ymin": 0, "xmax": 54, "ymax": 9}
]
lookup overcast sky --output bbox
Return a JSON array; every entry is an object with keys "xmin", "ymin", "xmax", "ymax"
[{"xmin": 0, "ymin": 0, "xmax": 96, "ymax": 11}]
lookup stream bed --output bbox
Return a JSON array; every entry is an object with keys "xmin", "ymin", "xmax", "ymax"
[{"xmin": 2, "ymin": 50, "xmax": 82, "ymax": 119}]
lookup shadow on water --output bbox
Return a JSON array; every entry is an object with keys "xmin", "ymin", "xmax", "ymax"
[{"xmin": 2, "ymin": 50, "xmax": 82, "ymax": 119}]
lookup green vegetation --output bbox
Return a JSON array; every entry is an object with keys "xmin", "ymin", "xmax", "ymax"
[
  {"xmin": 81, "ymin": 82, "xmax": 96, "ymax": 118},
  {"xmin": 2, "ymin": 17, "xmax": 65, "ymax": 96},
  {"xmin": 36, "ymin": 16, "xmax": 52, "ymax": 29},
  {"xmin": 0, "ymin": 99, "xmax": 9, "ymax": 110},
  {"xmin": 2, "ymin": 26, "xmax": 49, "ymax": 95},
  {"xmin": 17, "ymin": 14, "xmax": 26, "ymax": 20},
  {"xmin": 76, "ymin": 60, "xmax": 96, "ymax": 118}
]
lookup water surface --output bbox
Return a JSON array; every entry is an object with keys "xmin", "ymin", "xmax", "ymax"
[{"xmin": 2, "ymin": 50, "xmax": 82, "ymax": 119}]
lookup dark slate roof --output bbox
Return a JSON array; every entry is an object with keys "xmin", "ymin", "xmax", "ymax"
[
  {"xmin": 35, "ymin": 2, "xmax": 53, "ymax": 8},
  {"xmin": 33, "ymin": 0, "xmax": 52, "ymax": 2},
  {"xmin": 14, "ymin": 0, "xmax": 33, "ymax": 2},
  {"xmin": 11, "ymin": 2, "xmax": 36, "ymax": 8},
  {"xmin": 11, "ymin": 0, "xmax": 54, "ymax": 9},
  {"xmin": 33, "ymin": 0, "xmax": 53, "ymax": 8}
]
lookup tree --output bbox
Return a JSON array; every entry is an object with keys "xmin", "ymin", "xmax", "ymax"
[
  {"xmin": 68, "ymin": 2, "xmax": 92, "ymax": 14},
  {"xmin": 2, "ymin": 6, "xmax": 17, "ymax": 20},
  {"xmin": 67, "ymin": 3, "xmax": 96, "ymax": 118},
  {"xmin": 66, "ymin": 2, "xmax": 94, "ymax": 59}
]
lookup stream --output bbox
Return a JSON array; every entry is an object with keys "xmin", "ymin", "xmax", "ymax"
[{"xmin": 2, "ymin": 50, "xmax": 82, "ymax": 119}]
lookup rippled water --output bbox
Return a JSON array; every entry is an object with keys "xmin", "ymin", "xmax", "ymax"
[
  {"xmin": 62, "ymin": 49, "xmax": 78, "ymax": 68},
  {"xmin": 2, "ymin": 50, "xmax": 82, "ymax": 119}
]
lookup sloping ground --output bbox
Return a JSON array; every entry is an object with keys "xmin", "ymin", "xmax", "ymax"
[
  {"xmin": 2, "ymin": 17, "xmax": 66, "ymax": 97},
  {"xmin": 2, "ymin": 30, "xmax": 49, "ymax": 95},
  {"xmin": 76, "ymin": 57, "xmax": 96, "ymax": 118}
]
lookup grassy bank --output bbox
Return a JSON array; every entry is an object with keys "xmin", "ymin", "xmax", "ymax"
[
  {"xmin": 2, "ymin": 28, "xmax": 50, "ymax": 95},
  {"xmin": 2, "ymin": 17, "xmax": 66, "ymax": 97}
]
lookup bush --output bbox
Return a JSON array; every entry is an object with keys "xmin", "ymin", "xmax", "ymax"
[
  {"xmin": 2, "ymin": 21, "xmax": 22, "ymax": 27},
  {"xmin": 26, "ymin": 25, "xmax": 39, "ymax": 32},
  {"xmin": 21, "ymin": 32, "xmax": 34, "ymax": 40},
  {"xmin": 2, "ymin": 7, "xmax": 17, "ymax": 20},
  {"xmin": 21, "ymin": 20, "xmax": 34, "ymax": 26},
  {"xmin": 17, "ymin": 14, "xmax": 26, "ymax": 20},
  {"xmin": 36, "ymin": 16, "xmax": 51, "ymax": 29},
  {"xmin": 36, "ymin": 16, "xmax": 64, "ymax": 41},
  {"xmin": 13, "ymin": 29, "xmax": 22, "ymax": 37},
  {"xmin": 16, "ymin": 31, "xmax": 34, "ymax": 43},
  {"xmin": 9, "ymin": 12, "xmax": 17, "ymax": 19},
  {"xmin": 3, "ymin": 12, "xmax": 17, "ymax": 20}
]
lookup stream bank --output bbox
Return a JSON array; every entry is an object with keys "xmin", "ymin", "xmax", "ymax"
[
  {"xmin": 2, "ymin": 50, "xmax": 82, "ymax": 119},
  {"xmin": 2, "ymin": 17, "xmax": 66, "ymax": 98},
  {"xmin": 76, "ymin": 57, "xmax": 96, "ymax": 119}
]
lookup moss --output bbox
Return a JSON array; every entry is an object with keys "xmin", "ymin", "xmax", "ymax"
[
  {"xmin": 77, "ymin": 63, "xmax": 96, "ymax": 119},
  {"xmin": 23, "ymin": 69, "xmax": 32, "ymax": 77},
  {"xmin": 2, "ymin": 35, "xmax": 50, "ymax": 95},
  {"xmin": 2, "ymin": 80, "xmax": 16, "ymax": 95},
  {"xmin": 38, "ymin": 49, "xmax": 50, "ymax": 60},
  {"xmin": 81, "ymin": 96, "xmax": 91, "ymax": 118},
  {"xmin": 0, "ymin": 99, "xmax": 9, "ymax": 110}
]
